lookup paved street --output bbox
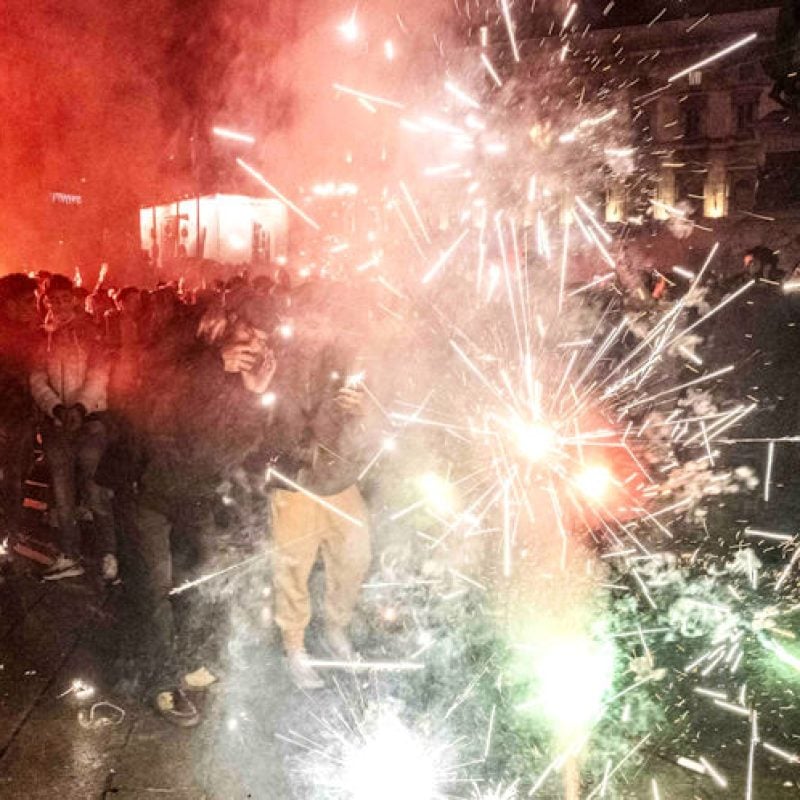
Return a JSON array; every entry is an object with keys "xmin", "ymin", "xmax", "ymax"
[
  {"xmin": 0, "ymin": 548, "xmax": 295, "ymax": 800},
  {"xmin": 2, "ymin": 554, "xmax": 799, "ymax": 800}
]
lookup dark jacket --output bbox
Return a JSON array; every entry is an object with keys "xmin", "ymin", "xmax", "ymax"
[
  {"xmin": 262, "ymin": 336, "xmax": 379, "ymax": 496},
  {"xmin": 0, "ymin": 316, "xmax": 39, "ymax": 429},
  {"xmin": 137, "ymin": 346, "xmax": 268, "ymax": 514}
]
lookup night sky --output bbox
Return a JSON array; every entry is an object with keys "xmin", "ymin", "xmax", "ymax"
[{"xmin": 0, "ymin": 0, "xmax": 784, "ymax": 270}]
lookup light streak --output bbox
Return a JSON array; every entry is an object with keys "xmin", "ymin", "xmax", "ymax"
[
  {"xmin": 585, "ymin": 735, "xmax": 651, "ymax": 799},
  {"xmin": 746, "ymin": 710, "xmax": 759, "ymax": 800},
  {"xmin": 332, "ymin": 83, "xmax": 405, "ymax": 109},
  {"xmin": 668, "ymin": 33, "xmax": 758, "ymax": 82},
  {"xmin": 713, "ymin": 699, "xmax": 750, "ymax": 717},
  {"xmin": 744, "ymin": 528, "xmax": 795, "ymax": 542},
  {"xmin": 763, "ymin": 741, "xmax": 800, "ymax": 764},
  {"xmin": 169, "ymin": 552, "xmax": 265, "ymax": 595},
  {"xmin": 423, "ymin": 162, "xmax": 463, "ymax": 176},
  {"xmin": 236, "ymin": 158, "xmax": 320, "ymax": 230},
  {"xmin": 625, "ymin": 364, "xmax": 735, "ymax": 411},
  {"xmin": 558, "ymin": 212, "xmax": 570, "ymax": 312},
  {"xmin": 631, "ymin": 568, "xmax": 657, "ymax": 609},
  {"xmin": 672, "ymin": 266, "xmax": 695, "ymax": 280},
  {"xmin": 267, "ymin": 468, "xmax": 366, "ymax": 527},
  {"xmin": 400, "ymin": 181, "xmax": 432, "ymax": 244},
  {"xmin": 445, "ymin": 80, "xmax": 481, "ymax": 109},
  {"xmin": 449, "ymin": 568, "xmax": 487, "ymax": 592},
  {"xmin": 651, "ymin": 779, "xmax": 660, "ymax": 800},
  {"xmin": 575, "ymin": 197, "xmax": 612, "ymax": 243},
  {"xmin": 304, "ymin": 659, "xmax": 424, "ymax": 671},
  {"xmin": 480, "ymin": 53, "xmax": 503, "ymax": 87},
  {"xmin": 422, "ymin": 229, "xmax": 470, "ymax": 283},
  {"xmin": 686, "ymin": 13, "xmax": 710, "ymax": 32},
  {"xmin": 499, "ymin": 0, "xmax": 520, "ymax": 62},
  {"xmin": 699, "ymin": 757, "xmax": 727, "ymax": 788},
  {"xmin": 562, "ymin": 3, "xmax": 577, "ymax": 31},
  {"xmin": 676, "ymin": 757, "xmax": 706, "ymax": 775},
  {"xmin": 694, "ymin": 687, "xmax": 727, "ymax": 700},
  {"xmin": 212, "ymin": 126, "xmax": 255, "ymax": 144},
  {"xmin": 764, "ymin": 441, "xmax": 775, "ymax": 502},
  {"xmin": 775, "ymin": 547, "xmax": 800, "ymax": 592},
  {"xmin": 483, "ymin": 705, "xmax": 496, "ymax": 760}
]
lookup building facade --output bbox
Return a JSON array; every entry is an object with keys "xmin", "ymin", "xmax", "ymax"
[{"xmin": 573, "ymin": 6, "xmax": 794, "ymax": 223}]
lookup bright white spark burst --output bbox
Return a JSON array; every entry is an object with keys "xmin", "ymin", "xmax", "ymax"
[{"xmin": 255, "ymin": 2, "xmax": 800, "ymax": 798}]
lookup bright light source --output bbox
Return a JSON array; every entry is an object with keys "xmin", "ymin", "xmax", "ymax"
[
  {"xmin": 576, "ymin": 465, "xmax": 612, "ymax": 501},
  {"xmin": 311, "ymin": 182, "xmax": 359, "ymax": 197},
  {"xmin": 228, "ymin": 234, "xmax": 246, "ymax": 250},
  {"xmin": 68, "ymin": 679, "xmax": 95, "ymax": 701},
  {"xmin": 260, "ymin": 392, "xmax": 276, "ymax": 407},
  {"xmin": 516, "ymin": 423, "xmax": 556, "ymax": 463},
  {"xmin": 384, "ymin": 39, "xmax": 395, "ymax": 60},
  {"xmin": 516, "ymin": 633, "xmax": 615, "ymax": 737},
  {"xmin": 342, "ymin": 712, "xmax": 437, "ymax": 800},
  {"xmin": 338, "ymin": 10, "xmax": 359, "ymax": 42},
  {"xmin": 279, "ymin": 324, "xmax": 294, "ymax": 339},
  {"xmin": 345, "ymin": 371, "xmax": 366, "ymax": 388},
  {"xmin": 484, "ymin": 142, "xmax": 508, "ymax": 155},
  {"xmin": 417, "ymin": 472, "xmax": 458, "ymax": 516}
]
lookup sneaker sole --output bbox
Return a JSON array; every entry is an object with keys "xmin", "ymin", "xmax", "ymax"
[
  {"xmin": 157, "ymin": 710, "xmax": 201, "ymax": 728},
  {"xmin": 43, "ymin": 568, "xmax": 85, "ymax": 581}
]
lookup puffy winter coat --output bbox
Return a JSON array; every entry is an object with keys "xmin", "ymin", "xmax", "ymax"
[{"xmin": 29, "ymin": 315, "xmax": 109, "ymax": 417}]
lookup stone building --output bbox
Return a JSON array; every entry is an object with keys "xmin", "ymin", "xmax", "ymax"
[
  {"xmin": 522, "ymin": 3, "xmax": 800, "ymax": 270},
  {"xmin": 570, "ymin": 6, "xmax": 791, "ymax": 224}
]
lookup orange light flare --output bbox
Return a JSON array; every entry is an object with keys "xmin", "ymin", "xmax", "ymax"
[{"xmin": 574, "ymin": 464, "xmax": 613, "ymax": 503}]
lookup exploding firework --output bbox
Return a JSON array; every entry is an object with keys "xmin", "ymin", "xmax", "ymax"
[{"xmin": 214, "ymin": 1, "xmax": 800, "ymax": 797}]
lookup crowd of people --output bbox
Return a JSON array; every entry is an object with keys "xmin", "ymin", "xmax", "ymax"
[
  {"xmin": 0, "ymin": 268, "xmax": 382, "ymax": 727},
  {"xmin": 1, "ymin": 240, "xmax": 798, "ymax": 729}
]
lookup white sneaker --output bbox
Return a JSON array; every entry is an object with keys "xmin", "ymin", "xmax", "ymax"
[
  {"xmin": 324, "ymin": 626, "xmax": 358, "ymax": 661},
  {"xmin": 43, "ymin": 555, "xmax": 85, "ymax": 581},
  {"xmin": 286, "ymin": 649, "xmax": 324, "ymax": 690},
  {"xmin": 101, "ymin": 553, "xmax": 119, "ymax": 583},
  {"xmin": 182, "ymin": 666, "xmax": 218, "ymax": 691}
]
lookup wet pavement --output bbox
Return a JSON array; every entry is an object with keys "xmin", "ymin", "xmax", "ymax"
[
  {"xmin": 1, "ymin": 531, "xmax": 798, "ymax": 799},
  {"xmin": 0, "ymin": 546, "xmax": 296, "ymax": 800}
]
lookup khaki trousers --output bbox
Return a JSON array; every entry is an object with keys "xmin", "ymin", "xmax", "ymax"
[{"xmin": 271, "ymin": 484, "xmax": 370, "ymax": 651}]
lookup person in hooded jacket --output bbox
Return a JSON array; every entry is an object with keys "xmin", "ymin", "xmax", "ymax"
[
  {"xmin": 122, "ymin": 288, "xmax": 278, "ymax": 727},
  {"xmin": 0, "ymin": 274, "xmax": 40, "ymax": 542},
  {"xmin": 29, "ymin": 274, "xmax": 118, "ymax": 582},
  {"xmin": 261, "ymin": 281, "xmax": 381, "ymax": 690}
]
